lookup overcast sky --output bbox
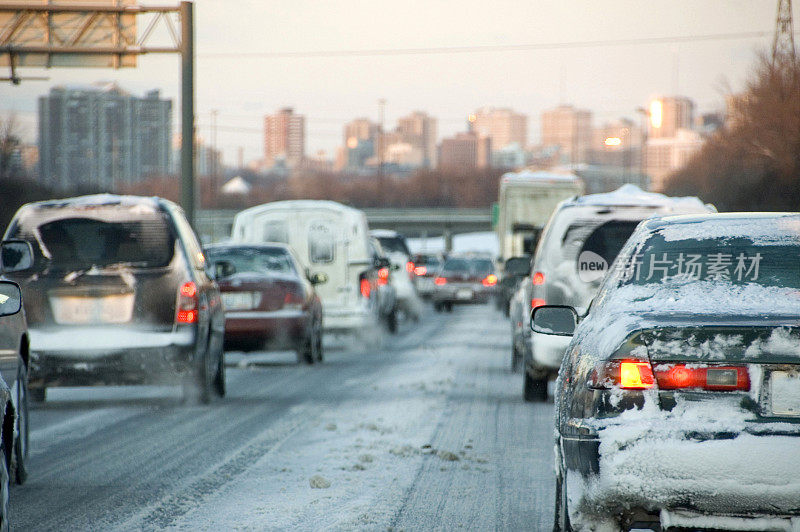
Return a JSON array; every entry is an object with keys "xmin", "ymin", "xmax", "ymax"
[{"xmin": 0, "ymin": 0, "xmax": 792, "ymax": 165}]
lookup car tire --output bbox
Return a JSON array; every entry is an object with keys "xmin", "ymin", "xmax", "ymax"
[
  {"xmin": 386, "ymin": 309, "xmax": 398, "ymax": 334},
  {"xmin": 444, "ymin": 302, "xmax": 453, "ymax": 312},
  {"xmin": 183, "ymin": 352, "xmax": 212, "ymax": 405},
  {"xmin": 511, "ymin": 344, "xmax": 521, "ymax": 373},
  {"xmin": 553, "ymin": 466, "xmax": 573, "ymax": 532},
  {"xmin": 0, "ymin": 439, "xmax": 8, "ymax": 532},
  {"xmin": 13, "ymin": 362, "xmax": 28, "ymax": 485},
  {"xmin": 314, "ymin": 325, "xmax": 324, "ymax": 363},
  {"xmin": 298, "ymin": 331, "xmax": 316, "ymax": 365},
  {"xmin": 503, "ymin": 301, "xmax": 510, "ymax": 317},
  {"xmin": 213, "ymin": 347, "xmax": 226, "ymax": 398},
  {"xmin": 434, "ymin": 303, "xmax": 443, "ymax": 313},
  {"xmin": 29, "ymin": 386, "xmax": 45, "ymax": 403},
  {"xmin": 524, "ymin": 371, "xmax": 548, "ymax": 402}
]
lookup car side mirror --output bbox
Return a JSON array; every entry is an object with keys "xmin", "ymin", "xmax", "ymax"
[
  {"xmin": 531, "ymin": 305, "xmax": 578, "ymax": 336},
  {"xmin": 213, "ymin": 260, "xmax": 236, "ymax": 279},
  {"xmin": 0, "ymin": 281, "xmax": 22, "ymax": 316},
  {"xmin": 310, "ymin": 272, "xmax": 328, "ymax": 285},
  {"xmin": 0, "ymin": 240, "xmax": 33, "ymax": 273}
]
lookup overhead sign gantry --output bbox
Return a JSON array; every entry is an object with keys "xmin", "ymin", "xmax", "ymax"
[{"xmin": 0, "ymin": 0, "xmax": 197, "ymax": 225}]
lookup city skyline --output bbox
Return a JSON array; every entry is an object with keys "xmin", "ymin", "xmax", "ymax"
[{"xmin": 1, "ymin": 1, "xmax": 791, "ymax": 165}]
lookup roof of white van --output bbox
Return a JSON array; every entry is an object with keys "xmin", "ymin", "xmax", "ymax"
[
  {"xmin": 570, "ymin": 184, "xmax": 708, "ymax": 210},
  {"xmin": 501, "ymin": 169, "xmax": 581, "ymax": 183},
  {"xmin": 235, "ymin": 200, "xmax": 365, "ymax": 220}
]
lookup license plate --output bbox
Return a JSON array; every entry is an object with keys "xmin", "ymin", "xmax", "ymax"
[
  {"xmin": 456, "ymin": 289, "xmax": 473, "ymax": 300},
  {"xmin": 771, "ymin": 371, "xmax": 800, "ymax": 416},
  {"xmin": 222, "ymin": 292, "xmax": 260, "ymax": 311},
  {"xmin": 50, "ymin": 294, "xmax": 134, "ymax": 325}
]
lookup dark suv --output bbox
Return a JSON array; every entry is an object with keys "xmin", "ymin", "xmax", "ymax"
[{"xmin": 3, "ymin": 195, "xmax": 226, "ymax": 403}]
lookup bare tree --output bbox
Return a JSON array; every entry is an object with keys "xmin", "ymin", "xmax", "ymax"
[{"xmin": 0, "ymin": 113, "xmax": 21, "ymax": 179}]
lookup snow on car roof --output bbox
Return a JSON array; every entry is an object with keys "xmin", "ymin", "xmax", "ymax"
[
  {"xmin": 236, "ymin": 200, "xmax": 364, "ymax": 219},
  {"xmin": 570, "ymin": 184, "xmax": 708, "ymax": 209},
  {"xmin": 501, "ymin": 169, "xmax": 581, "ymax": 183},
  {"xmin": 645, "ymin": 212, "xmax": 800, "ymax": 244},
  {"xmin": 370, "ymin": 229, "xmax": 403, "ymax": 238}
]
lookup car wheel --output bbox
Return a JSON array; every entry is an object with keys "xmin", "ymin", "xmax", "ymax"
[
  {"xmin": 314, "ymin": 325, "xmax": 323, "ymax": 363},
  {"xmin": 503, "ymin": 301, "xmax": 510, "ymax": 317},
  {"xmin": 553, "ymin": 466, "xmax": 572, "ymax": 532},
  {"xmin": 213, "ymin": 347, "xmax": 226, "ymax": 398},
  {"xmin": 0, "ymin": 439, "xmax": 8, "ymax": 532},
  {"xmin": 524, "ymin": 371, "xmax": 548, "ymax": 402},
  {"xmin": 434, "ymin": 302, "xmax": 443, "ymax": 313},
  {"xmin": 445, "ymin": 302, "xmax": 454, "ymax": 312},
  {"xmin": 386, "ymin": 309, "xmax": 398, "ymax": 334},
  {"xmin": 29, "ymin": 386, "xmax": 45, "ymax": 404},
  {"xmin": 511, "ymin": 344, "xmax": 521, "ymax": 373},
  {"xmin": 297, "ymin": 332, "xmax": 315, "ymax": 365},
  {"xmin": 13, "ymin": 362, "xmax": 28, "ymax": 485},
  {"xmin": 183, "ymin": 352, "xmax": 212, "ymax": 405}
]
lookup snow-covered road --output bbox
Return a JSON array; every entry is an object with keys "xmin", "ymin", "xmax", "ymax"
[{"xmin": 10, "ymin": 303, "xmax": 556, "ymax": 530}]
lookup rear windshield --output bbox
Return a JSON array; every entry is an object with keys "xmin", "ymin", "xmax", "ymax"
[
  {"xmin": 442, "ymin": 258, "xmax": 470, "ymax": 274},
  {"xmin": 562, "ymin": 219, "xmax": 639, "ymax": 268},
  {"xmin": 470, "ymin": 259, "xmax": 495, "ymax": 275},
  {"xmin": 206, "ymin": 247, "xmax": 297, "ymax": 276},
  {"xmin": 377, "ymin": 236, "xmax": 410, "ymax": 256},
  {"xmin": 614, "ymin": 234, "xmax": 800, "ymax": 289},
  {"xmin": 36, "ymin": 216, "xmax": 174, "ymax": 271},
  {"xmin": 414, "ymin": 254, "xmax": 441, "ymax": 268}
]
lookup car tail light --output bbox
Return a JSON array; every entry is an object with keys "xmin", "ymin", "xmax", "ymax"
[
  {"xmin": 283, "ymin": 290, "xmax": 304, "ymax": 310},
  {"xmin": 377, "ymin": 267, "xmax": 390, "ymax": 286},
  {"xmin": 530, "ymin": 298, "xmax": 546, "ymax": 309},
  {"xmin": 589, "ymin": 360, "xmax": 656, "ymax": 390},
  {"xmin": 482, "ymin": 274, "xmax": 498, "ymax": 287},
  {"xmin": 434, "ymin": 276, "xmax": 447, "ymax": 286},
  {"xmin": 414, "ymin": 265, "xmax": 427, "ymax": 276},
  {"xmin": 360, "ymin": 277, "xmax": 371, "ymax": 298},
  {"xmin": 406, "ymin": 261, "xmax": 414, "ymax": 273},
  {"xmin": 177, "ymin": 281, "xmax": 198, "ymax": 324},
  {"xmin": 654, "ymin": 363, "xmax": 750, "ymax": 391},
  {"xmin": 532, "ymin": 271, "xmax": 545, "ymax": 285}
]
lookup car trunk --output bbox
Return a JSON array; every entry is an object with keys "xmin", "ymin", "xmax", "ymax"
[
  {"xmin": 641, "ymin": 325, "xmax": 800, "ymax": 420},
  {"xmin": 217, "ymin": 273, "xmax": 298, "ymax": 312}
]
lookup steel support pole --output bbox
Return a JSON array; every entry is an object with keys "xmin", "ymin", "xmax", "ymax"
[{"xmin": 180, "ymin": 1, "xmax": 195, "ymax": 225}]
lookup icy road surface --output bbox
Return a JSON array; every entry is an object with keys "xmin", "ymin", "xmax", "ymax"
[{"xmin": 11, "ymin": 304, "xmax": 555, "ymax": 530}]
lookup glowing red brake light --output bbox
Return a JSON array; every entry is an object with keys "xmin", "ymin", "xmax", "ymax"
[
  {"xmin": 406, "ymin": 261, "xmax": 414, "ymax": 273},
  {"xmin": 434, "ymin": 277, "xmax": 447, "ymax": 286},
  {"xmin": 414, "ymin": 265, "xmax": 427, "ymax": 276},
  {"xmin": 532, "ymin": 271, "xmax": 545, "ymax": 285},
  {"xmin": 482, "ymin": 274, "xmax": 498, "ymax": 286},
  {"xmin": 654, "ymin": 364, "xmax": 750, "ymax": 391},
  {"xmin": 360, "ymin": 278, "xmax": 371, "ymax": 298},
  {"xmin": 177, "ymin": 281, "xmax": 198, "ymax": 324},
  {"xmin": 530, "ymin": 298, "xmax": 546, "ymax": 309},
  {"xmin": 377, "ymin": 267, "xmax": 390, "ymax": 286}
]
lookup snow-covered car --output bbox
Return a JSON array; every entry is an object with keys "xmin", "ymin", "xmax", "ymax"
[
  {"xmin": 4, "ymin": 195, "xmax": 226, "ymax": 404},
  {"xmin": 0, "ymin": 241, "xmax": 35, "ymax": 528},
  {"xmin": 410, "ymin": 253, "xmax": 443, "ymax": 298},
  {"xmin": 534, "ymin": 212, "xmax": 800, "ymax": 532},
  {"xmin": 522, "ymin": 184, "xmax": 714, "ymax": 401},
  {"xmin": 496, "ymin": 255, "xmax": 530, "ymax": 316},
  {"xmin": 204, "ymin": 243, "xmax": 325, "ymax": 363},
  {"xmin": 432, "ymin": 256, "xmax": 497, "ymax": 312},
  {"xmin": 369, "ymin": 237, "xmax": 399, "ymax": 333},
  {"xmin": 370, "ymin": 230, "xmax": 420, "ymax": 321}
]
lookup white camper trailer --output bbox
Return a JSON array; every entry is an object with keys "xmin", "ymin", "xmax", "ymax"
[{"xmin": 231, "ymin": 200, "xmax": 380, "ymax": 334}]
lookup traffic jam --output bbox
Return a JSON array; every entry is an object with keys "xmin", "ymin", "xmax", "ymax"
[{"xmin": 0, "ymin": 171, "xmax": 798, "ymax": 531}]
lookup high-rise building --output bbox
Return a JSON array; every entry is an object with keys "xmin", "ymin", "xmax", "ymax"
[
  {"xmin": 591, "ymin": 118, "xmax": 642, "ymax": 169},
  {"xmin": 541, "ymin": 105, "xmax": 593, "ymax": 165},
  {"xmin": 396, "ymin": 111, "xmax": 438, "ymax": 168},
  {"xmin": 438, "ymin": 132, "xmax": 491, "ymax": 170},
  {"xmin": 468, "ymin": 107, "xmax": 527, "ymax": 153},
  {"xmin": 645, "ymin": 128, "xmax": 704, "ymax": 191},
  {"xmin": 38, "ymin": 83, "xmax": 172, "ymax": 191},
  {"xmin": 647, "ymin": 96, "xmax": 694, "ymax": 139},
  {"xmin": 264, "ymin": 107, "xmax": 305, "ymax": 168},
  {"xmin": 344, "ymin": 118, "xmax": 379, "ymax": 148}
]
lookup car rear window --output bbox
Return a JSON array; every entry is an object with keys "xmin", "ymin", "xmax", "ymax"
[
  {"xmin": 470, "ymin": 259, "xmax": 495, "ymax": 275},
  {"xmin": 36, "ymin": 216, "xmax": 174, "ymax": 271},
  {"xmin": 377, "ymin": 236, "xmax": 410, "ymax": 256},
  {"xmin": 579, "ymin": 220, "xmax": 640, "ymax": 268},
  {"xmin": 442, "ymin": 258, "xmax": 470, "ymax": 274},
  {"xmin": 615, "ymin": 234, "xmax": 800, "ymax": 289},
  {"xmin": 206, "ymin": 247, "xmax": 297, "ymax": 276}
]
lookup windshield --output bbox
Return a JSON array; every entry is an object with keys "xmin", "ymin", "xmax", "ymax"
[
  {"xmin": 377, "ymin": 236, "xmax": 410, "ymax": 255},
  {"xmin": 206, "ymin": 247, "xmax": 297, "ymax": 276},
  {"xmin": 470, "ymin": 258, "xmax": 495, "ymax": 275},
  {"xmin": 442, "ymin": 258, "xmax": 470, "ymax": 274},
  {"xmin": 37, "ymin": 216, "xmax": 174, "ymax": 270}
]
